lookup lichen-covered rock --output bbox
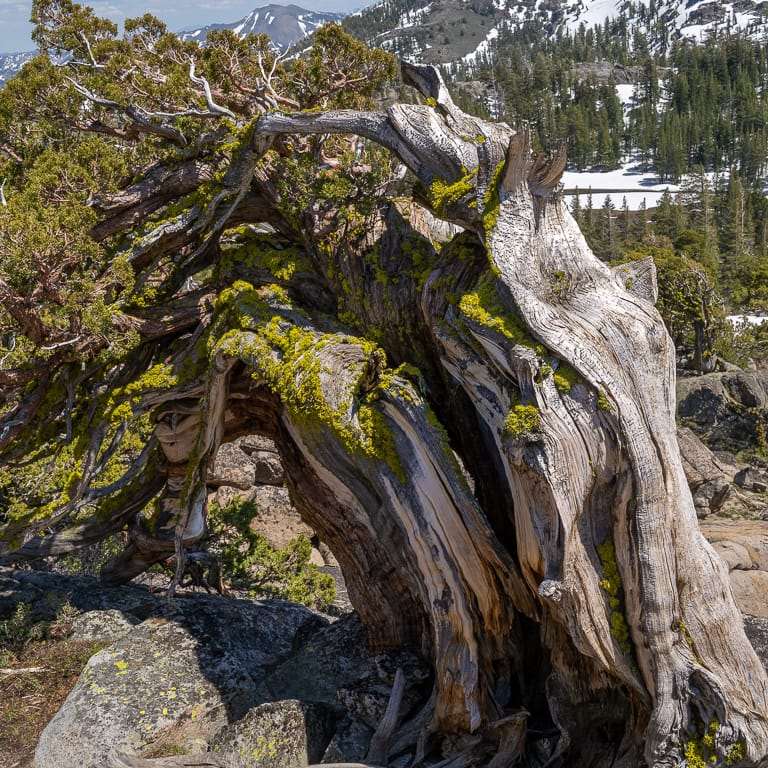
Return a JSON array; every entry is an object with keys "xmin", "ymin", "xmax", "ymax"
[
  {"xmin": 210, "ymin": 700, "xmax": 336, "ymax": 767},
  {"xmin": 209, "ymin": 442, "xmax": 258, "ymax": 490},
  {"xmin": 70, "ymin": 609, "xmax": 137, "ymax": 643},
  {"xmin": 34, "ymin": 591, "xmax": 325, "ymax": 768},
  {"xmin": 677, "ymin": 371, "xmax": 768, "ymax": 451}
]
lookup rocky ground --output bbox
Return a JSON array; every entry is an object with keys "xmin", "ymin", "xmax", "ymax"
[
  {"xmin": 2, "ymin": 368, "xmax": 768, "ymax": 767},
  {"xmin": 0, "ymin": 568, "xmax": 430, "ymax": 768}
]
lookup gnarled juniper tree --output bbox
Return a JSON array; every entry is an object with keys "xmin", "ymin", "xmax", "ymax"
[{"xmin": 1, "ymin": 2, "xmax": 767, "ymax": 766}]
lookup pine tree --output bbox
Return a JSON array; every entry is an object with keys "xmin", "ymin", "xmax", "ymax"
[
  {"xmin": 601, "ymin": 195, "xmax": 617, "ymax": 258},
  {"xmin": 571, "ymin": 189, "xmax": 583, "ymax": 226},
  {"xmin": 653, "ymin": 189, "xmax": 678, "ymax": 241},
  {"xmin": 620, "ymin": 196, "xmax": 631, "ymax": 244},
  {"xmin": 636, "ymin": 198, "xmax": 651, "ymax": 241}
]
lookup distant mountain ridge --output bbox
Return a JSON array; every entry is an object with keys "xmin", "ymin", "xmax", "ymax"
[
  {"xmin": 180, "ymin": 4, "xmax": 344, "ymax": 51},
  {"xmin": 0, "ymin": 4, "xmax": 343, "ymax": 87},
  {"xmin": 0, "ymin": 51, "xmax": 34, "ymax": 86},
  {"xmin": 2, "ymin": 0, "xmax": 767, "ymax": 87},
  {"xmin": 343, "ymin": 0, "xmax": 768, "ymax": 65}
]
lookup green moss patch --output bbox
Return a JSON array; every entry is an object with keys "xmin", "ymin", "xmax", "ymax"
[
  {"xmin": 503, "ymin": 404, "xmax": 541, "ymax": 438},
  {"xmin": 457, "ymin": 274, "xmax": 539, "ymax": 350},
  {"xmin": 596, "ymin": 538, "xmax": 631, "ymax": 654}
]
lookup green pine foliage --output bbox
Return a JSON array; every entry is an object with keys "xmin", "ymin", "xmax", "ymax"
[{"xmin": 207, "ymin": 499, "xmax": 336, "ymax": 611}]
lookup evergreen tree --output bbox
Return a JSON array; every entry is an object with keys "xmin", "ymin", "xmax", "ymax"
[
  {"xmin": 620, "ymin": 196, "xmax": 631, "ymax": 244},
  {"xmin": 601, "ymin": 195, "xmax": 617, "ymax": 258}
]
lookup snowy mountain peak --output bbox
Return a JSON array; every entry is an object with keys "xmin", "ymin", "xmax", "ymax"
[{"xmin": 180, "ymin": 4, "xmax": 344, "ymax": 51}]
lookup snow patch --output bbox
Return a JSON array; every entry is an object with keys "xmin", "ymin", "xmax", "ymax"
[
  {"xmin": 563, "ymin": 165, "xmax": 679, "ymax": 211},
  {"xmin": 460, "ymin": 26, "xmax": 499, "ymax": 65},
  {"xmin": 728, "ymin": 315, "xmax": 768, "ymax": 328}
]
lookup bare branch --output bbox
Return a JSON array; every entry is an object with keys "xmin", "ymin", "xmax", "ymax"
[
  {"xmin": 188, "ymin": 59, "xmax": 236, "ymax": 120},
  {"xmin": 77, "ymin": 32, "xmax": 105, "ymax": 69},
  {"xmin": 65, "ymin": 77, "xmax": 188, "ymax": 146},
  {"xmin": 0, "ymin": 667, "xmax": 47, "ymax": 675},
  {"xmin": 366, "ymin": 667, "xmax": 406, "ymax": 765}
]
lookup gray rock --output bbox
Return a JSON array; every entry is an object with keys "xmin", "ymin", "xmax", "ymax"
[
  {"xmin": 735, "ymin": 467, "xmax": 768, "ymax": 493},
  {"xmin": 701, "ymin": 520, "xmax": 768, "ymax": 618},
  {"xmin": 321, "ymin": 717, "xmax": 373, "ymax": 763},
  {"xmin": 701, "ymin": 520, "xmax": 768, "ymax": 572},
  {"xmin": 70, "ymin": 609, "xmax": 137, "ymax": 643},
  {"xmin": 248, "ymin": 485, "xmax": 314, "ymax": 549},
  {"xmin": 260, "ymin": 614, "xmax": 431, "ymax": 733},
  {"xmin": 692, "ymin": 478, "xmax": 731, "ymax": 518},
  {"xmin": 237, "ymin": 435, "xmax": 285, "ymax": 485},
  {"xmin": 677, "ymin": 427, "xmax": 732, "ymax": 515},
  {"xmin": 745, "ymin": 616, "xmax": 768, "ymax": 670},
  {"xmin": 729, "ymin": 570, "xmax": 768, "ymax": 619},
  {"xmin": 251, "ymin": 451, "xmax": 285, "ymax": 486},
  {"xmin": 34, "ymin": 588, "xmax": 325, "ymax": 768},
  {"xmin": 677, "ymin": 371, "xmax": 768, "ymax": 451},
  {"xmin": 0, "ymin": 568, "xmax": 158, "ymax": 622},
  {"xmin": 209, "ymin": 443, "xmax": 257, "ymax": 489},
  {"xmin": 238, "ymin": 435, "xmax": 279, "ymax": 455},
  {"xmin": 210, "ymin": 700, "xmax": 336, "ymax": 767}
]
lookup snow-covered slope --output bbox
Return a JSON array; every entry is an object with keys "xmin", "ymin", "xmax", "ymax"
[
  {"xmin": 346, "ymin": 0, "xmax": 768, "ymax": 66},
  {"xmin": 181, "ymin": 4, "xmax": 343, "ymax": 51},
  {"xmin": 0, "ymin": 52, "xmax": 34, "ymax": 86},
  {"xmin": 564, "ymin": 0, "xmax": 768, "ymax": 44}
]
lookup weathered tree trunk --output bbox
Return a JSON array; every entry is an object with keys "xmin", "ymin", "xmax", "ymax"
[{"xmin": 240, "ymin": 63, "xmax": 768, "ymax": 765}]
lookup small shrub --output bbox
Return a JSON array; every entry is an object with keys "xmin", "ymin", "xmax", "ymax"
[
  {"xmin": 0, "ymin": 604, "xmax": 45, "ymax": 664},
  {"xmin": 58, "ymin": 533, "xmax": 127, "ymax": 576},
  {"xmin": 208, "ymin": 499, "xmax": 336, "ymax": 610}
]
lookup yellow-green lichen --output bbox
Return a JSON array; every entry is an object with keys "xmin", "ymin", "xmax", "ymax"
[
  {"xmin": 482, "ymin": 160, "xmax": 505, "ymax": 236},
  {"xmin": 675, "ymin": 619, "xmax": 703, "ymax": 665},
  {"xmin": 106, "ymin": 363, "xmax": 179, "ymax": 422},
  {"xmin": 457, "ymin": 274, "xmax": 539, "ymax": 350},
  {"xmin": 218, "ymin": 234, "xmax": 310, "ymax": 283},
  {"xmin": 553, "ymin": 362, "xmax": 582, "ymax": 394},
  {"xmin": 503, "ymin": 404, "xmax": 541, "ymax": 438},
  {"xmin": 429, "ymin": 167, "xmax": 476, "ymax": 217},
  {"xmin": 596, "ymin": 538, "xmax": 631, "ymax": 654},
  {"xmin": 726, "ymin": 741, "xmax": 745, "ymax": 765},
  {"xmin": 597, "ymin": 389, "xmax": 613, "ymax": 413},
  {"xmin": 211, "ymin": 282, "xmax": 405, "ymax": 482},
  {"xmin": 551, "ymin": 270, "xmax": 569, "ymax": 300},
  {"xmin": 535, "ymin": 363, "xmax": 554, "ymax": 384},
  {"xmin": 684, "ymin": 721, "xmax": 744, "ymax": 768}
]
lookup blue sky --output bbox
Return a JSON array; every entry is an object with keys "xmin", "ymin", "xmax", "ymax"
[{"xmin": 0, "ymin": 0, "xmax": 369, "ymax": 52}]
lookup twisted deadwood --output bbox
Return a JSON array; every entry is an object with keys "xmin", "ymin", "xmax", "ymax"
[
  {"xmin": 248, "ymin": 62, "xmax": 768, "ymax": 766},
  {"xmin": 6, "ymin": 58, "xmax": 768, "ymax": 768}
]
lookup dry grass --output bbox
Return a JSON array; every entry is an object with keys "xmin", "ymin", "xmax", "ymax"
[{"xmin": 0, "ymin": 605, "xmax": 104, "ymax": 768}]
